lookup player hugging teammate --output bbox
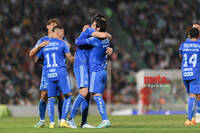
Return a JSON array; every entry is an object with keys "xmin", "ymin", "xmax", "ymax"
[
  {"xmin": 180, "ymin": 25, "xmax": 200, "ymax": 126},
  {"xmin": 30, "ymin": 14, "xmax": 113, "ymax": 128}
]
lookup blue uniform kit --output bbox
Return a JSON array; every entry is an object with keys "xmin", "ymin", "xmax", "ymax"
[
  {"xmin": 179, "ymin": 41, "xmax": 200, "ymax": 94},
  {"xmin": 74, "ymin": 28, "xmax": 95, "ymax": 89},
  {"xmin": 36, "ymin": 37, "xmax": 72, "ymax": 125},
  {"xmin": 76, "ymin": 37, "xmax": 110, "ymax": 94},
  {"xmin": 37, "ymin": 38, "xmax": 72, "ymax": 96},
  {"xmin": 75, "ymin": 35, "xmax": 111, "ymax": 127}
]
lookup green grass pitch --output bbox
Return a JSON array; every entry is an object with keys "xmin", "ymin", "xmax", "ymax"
[{"xmin": 0, "ymin": 115, "xmax": 200, "ymax": 133}]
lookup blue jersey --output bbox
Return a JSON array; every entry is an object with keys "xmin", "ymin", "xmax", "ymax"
[
  {"xmin": 34, "ymin": 36, "xmax": 69, "ymax": 69},
  {"xmin": 179, "ymin": 40, "xmax": 200, "ymax": 80},
  {"xmin": 76, "ymin": 37, "xmax": 110, "ymax": 72},
  {"xmin": 74, "ymin": 28, "xmax": 95, "ymax": 67},
  {"xmin": 34, "ymin": 36, "xmax": 69, "ymax": 48},
  {"xmin": 37, "ymin": 38, "xmax": 70, "ymax": 81},
  {"xmin": 34, "ymin": 36, "xmax": 50, "ymax": 48}
]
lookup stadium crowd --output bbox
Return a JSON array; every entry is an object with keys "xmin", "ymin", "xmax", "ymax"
[{"xmin": 0, "ymin": 0, "xmax": 198, "ymax": 105}]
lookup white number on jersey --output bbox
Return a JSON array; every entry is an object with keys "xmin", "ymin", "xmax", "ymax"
[
  {"xmin": 183, "ymin": 53, "xmax": 197, "ymax": 67},
  {"xmin": 45, "ymin": 53, "xmax": 58, "ymax": 68}
]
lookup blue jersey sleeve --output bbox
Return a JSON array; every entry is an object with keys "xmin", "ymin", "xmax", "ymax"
[
  {"xmin": 76, "ymin": 31, "xmax": 87, "ymax": 40},
  {"xmin": 34, "ymin": 36, "xmax": 50, "ymax": 48},
  {"xmin": 62, "ymin": 37, "xmax": 70, "ymax": 46},
  {"xmin": 34, "ymin": 38, "xmax": 43, "ymax": 48},
  {"xmin": 63, "ymin": 42, "xmax": 70, "ymax": 54},
  {"xmin": 75, "ymin": 28, "xmax": 95, "ymax": 45},
  {"xmin": 36, "ymin": 48, "xmax": 43, "ymax": 59},
  {"xmin": 179, "ymin": 43, "xmax": 183, "ymax": 55},
  {"xmin": 85, "ymin": 28, "xmax": 95, "ymax": 36},
  {"xmin": 75, "ymin": 37, "xmax": 98, "ymax": 47}
]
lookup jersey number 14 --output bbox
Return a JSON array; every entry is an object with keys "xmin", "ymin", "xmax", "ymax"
[{"xmin": 183, "ymin": 53, "xmax": 197, "ymax": 67}]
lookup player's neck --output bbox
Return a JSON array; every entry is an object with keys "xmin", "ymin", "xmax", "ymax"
[
  {"xmin": 48, "ymin": 31, "xmax": 53, "ymax": 38},
  {"xmin": 53, "ymin": 35, "xmax": 62, "ymax": 40},
  {"xmin": 190, "ymin": 38, "xmax": 198, "ymax": 41}
]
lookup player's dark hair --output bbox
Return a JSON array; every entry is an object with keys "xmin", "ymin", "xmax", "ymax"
[
  {"xmin": 193, "ymin": 23, "xmax": 200, "ymax": 26},
  {"xmin": 91, "ymin": 14, "xmax": 106, "ymax": 23},
  {"xmin": 52, "ymin": 25, "xmax": 64, "ymax": 32},
  {"xmin": 95, "ymin": 18, "xmax": 106, "ymax": 32},
  {"xmin": 189, "ymin": 28, "xmax": 199, "ymax": 39},
  {"xmin": 46, "ymin": 18, "xmax": 60, "ymax": 26}
]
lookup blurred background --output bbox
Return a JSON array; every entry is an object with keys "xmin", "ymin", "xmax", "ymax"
[{"xmin": 0, "ymin": 0, "xmax": 198, "ymax": 116}]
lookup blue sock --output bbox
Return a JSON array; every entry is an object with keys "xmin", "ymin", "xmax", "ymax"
[
  {"xmin": 93, "ymin": 96, "xmax": 108, "ymax": 121},
  {"xmin": 58, "ymin": 99, "xmax": 64, "ymax": 121},
  {"xmin": 81, "ymin": 95, "xmax": 90, "ymax": 125},
  {"xmin": 61, "ymin": 95, "xmax": 72, "ymax": 120},
  {"xmin": 39, "ymin": 99, "xmax": 47, "ymax": 121},
  {"xmin": 187, "ymin": 96, "xmax": 196, "ymax": 121},
  {"xmin": 69, "ymin": 94, "xmax": 85, "ymax": 119},
  {"xmin": 196, "ymin": 100, "xmax": 200, "ymax": 114},
  {"xmin": 48, "ymin": 98, "xmax": 55, "ymax": 123}
]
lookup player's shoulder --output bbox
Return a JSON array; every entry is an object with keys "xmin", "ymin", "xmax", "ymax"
[
  {"xmin": 39, "ymin": 36, "xmax": 50, "ymax": 41},
  {"xmin": 52, "ymin": 38, "xmax": 64, "ymax": 43},
  {"xmin": 58, "ymin": 39, "xmax": 68, "ymax": 47},
  {"xmin": 180, "ymin": 40, "xmax": 189, "ymax": 46},
  {"xmin": 62, "ymin": 36, "xmax": 68, "ymax": 41},
  {"xmin": 86, "ymin": 27, "xmax": 95, "ymax": 33}
]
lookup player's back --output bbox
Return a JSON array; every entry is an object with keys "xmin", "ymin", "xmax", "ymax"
[
  {"xmin": 180, "ymin": 40, "xmax": 200, "ymax": 80},
  {"xmin": 89, "ymin": 37, "xmax": 110, "ymax": 72},
  {"xmin": 74, "ymin": 28, "xmax": 95, "ymax": 67},
  {"xmin": 41, "ymin": 38, "xmax": 69, "ymax": 81}
]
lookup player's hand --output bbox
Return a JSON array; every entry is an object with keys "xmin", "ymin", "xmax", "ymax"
[
  {"xmin": 82, "ymin": 25, "xmax": 90, "ymax": 32},
  {"xmin": 105, "ymin": 33, "xmax": 112, "ymax": 40},
  {"xmin": 106, "ymin": 47, "xmax": 113, "ymax": 56},
  {"xmin": 38, "ymin": 41, "xmax": 49, "ymax": 48}
]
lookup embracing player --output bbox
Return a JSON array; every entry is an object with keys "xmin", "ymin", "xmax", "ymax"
[
  {"xmin": 179, "ymin": 28, "xmax": 200, "ymax": 125},
  {"xmin": 29, "ymin": 18, "xmax": 70, "ymax": 128},
  {"xmin": 36, "ymin": 25, "xmax": 74, "ymax": 128},
  {"xmin": 75, "ymin": 18, "xmax": 111, "ymax": 128},
  {"xmin": 185, "ymin": 23, "xmax": 200, "ymax": 123},
  {"xmin": 67, "ymin": 14, "xmax": 112, "ymax": 128}
]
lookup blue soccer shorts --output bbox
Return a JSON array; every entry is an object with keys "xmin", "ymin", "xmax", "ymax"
[
  {"xmin": 47, "ymin": 75, "xmax": 72, "ymax": 97},
  {"xmin": 74, "ymin": 65, "xmax": 89, "ymax": 89},
  {"xmin": 183, "ymin": 78, "xmax": 200, "ymax": 94},
  {"xmin": 89, "ymin": 69, "xmax": 107, "ymax": 94}
]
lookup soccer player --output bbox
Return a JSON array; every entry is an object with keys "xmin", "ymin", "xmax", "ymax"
[
  {"xmin": 192, "ymin": 23, "xmax": 200, "ymax": 123},
  {"xmin": 75, "ymin": 18, "xmax": 111, "ymax": 128},
  {"xmin": 67, "ymin": 15, "xmax": 112, "ymax": 128},
  {"xmin": 30, "ymin": 18, "xmax": 69, "ymax": 128},
  {"xmin": 140, "ymin": 86, "xmax": 152, "ymax": 114},
  {"xmin": 185, "ymin": 23, "xmax": 200, "ymax": 123},
  {"xmin": 179, "ymin": 28, "xmax": 200, "ymax": 125},
  {"xmin": 36, "ymin": 25, "xmax": 74, "ymax": 128}
]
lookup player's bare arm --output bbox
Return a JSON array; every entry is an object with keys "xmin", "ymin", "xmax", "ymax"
[
  {"xmin": 29, "ymin": 41, "xmax": 49, "ymax": 57},
  {"xmin": 65, "ymin": 53, "xmax": 75, "ymax": 63},
  {"xmin": 34, "ymin": 56, "xmax": 40, "ymax": 63},
  {"xmin": 179, "ymin": 54, "xmax": 182, "ymax": 60},
  {"xmin": 92, "ymin": 32, "xmax": 112, "ymax": 40}
]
